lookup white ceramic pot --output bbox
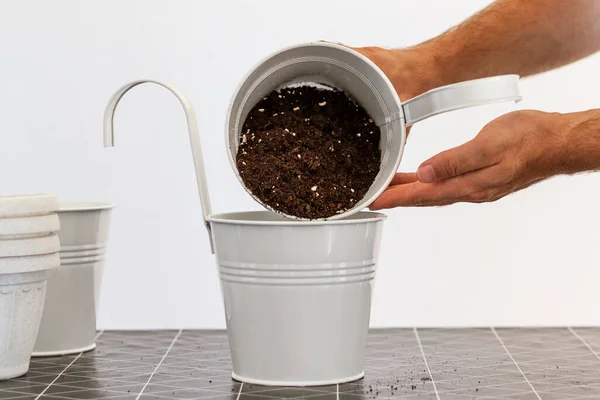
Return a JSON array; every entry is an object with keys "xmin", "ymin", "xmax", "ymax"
[
  {"xmin": 209, "ymin": 211, "xmax": 385, "ymax": 385},
  {"xmin": 0, "ymin": 254, "xmax": 59, "ymax": 380},
  {"xmin": 33, "ymin": 202, "xmax": 114, "ymax": 357}
]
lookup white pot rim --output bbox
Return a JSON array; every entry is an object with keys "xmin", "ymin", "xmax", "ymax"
[
  {"xmin": 0, "ymin": 194, "xmax": 58, "ymax": 218},
  {"xmin": 59, "ymin": 201, "xmax": 116, "ymax": 212},
  {"xmin": 207, "ymin": 211, "xmax": 386, "ymax": 226}
]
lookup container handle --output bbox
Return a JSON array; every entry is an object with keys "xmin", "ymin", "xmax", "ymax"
[
  {"xmin": 401, "ymin": 74, "xmax": 522, "ymax": 126},
  {"xmin": 103, "ymin": 80, "xmax": 215, "ymax": 254}
]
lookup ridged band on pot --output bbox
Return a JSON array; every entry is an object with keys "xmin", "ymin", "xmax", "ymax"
[
  {"xmin": 209, "ymin": 211, "xmax": 385, "ymax": 386},
  {"xmin": 219, "ymin": 259, "xmax": 377, "ymax": 285},
  {"xmin": 59, "ymin": 243, "xmax": 107, "ymax": 266},
  {"xmin": 0, "ymin": 233, "xmax": 60, "ymax": 258},
  {"xmin": 0, "ymin": 213, "xmax": 60, "ymax": 239},
  {"xmin": 226, "ymin": 42, "xmax": 522, "ymax": 220},
  {"xmin": 0, "ymin": 253, "xmax": 60, "ymax": 275}
]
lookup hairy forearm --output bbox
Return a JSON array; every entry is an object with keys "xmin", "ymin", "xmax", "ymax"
[
  {"xmin": 413, "ymin": 0, "xmax": 600, "ymax": 90},
  {"xmin": 555, "ymin": 109, "xmax": 600, "ymax": 175}
]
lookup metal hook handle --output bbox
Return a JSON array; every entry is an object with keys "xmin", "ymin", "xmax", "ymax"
[
  {"xmin": 103, "ymin": 79, "xmax": 214, "ymax": 253},
  {"xmin": 402, "ymin": 75, "xmax": 522, "ymax": 126}
]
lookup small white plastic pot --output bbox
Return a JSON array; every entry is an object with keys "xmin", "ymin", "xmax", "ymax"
[
  {"xmin": 0, "ymin": 253, "xmax": 59, "ymax": 380},
  {"xmin": 226, "ymin": 42, "xmax": 522, "ymax": 220},
  {"xmin": 0, "ymin": 194, "xmax": 59, "ymax": 380},
  {"xmin": 33, "ymin": 202, "xmax": 114, "ymax": 357}
]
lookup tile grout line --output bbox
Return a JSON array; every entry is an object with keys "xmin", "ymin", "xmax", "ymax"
[
  {"xmin": 135, "ymin": 328, "xmax": 182, "ymax": 400},
  {"xmin": 236, "ymin": 382, "xmax": 244, "ymax": 400},
  {"xmin": 568, "ymin": 327, "xmax": 600, "ymax": 362},
  {"xmin": 33, "ymin": 354, "xmax": 82, "ymax": 399},
  {"xmin": 95, "ymin": 329, "xmax": 105, "ymax": 341},
  {"xmin": 413, "ymin": 327, "xmax": 440, "ymax": 400},
  {"xmin": 491, "ymin": 327, "xmax": 542, "ymax": 400},
  {"xmin": 34, "ymin": 330, "xmax": 105, "ymax": 400}
]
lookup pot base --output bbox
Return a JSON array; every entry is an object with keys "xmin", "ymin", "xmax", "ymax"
[
  {"xmin": 231, "ymin": 371, "xmax": 365, "ymax": 387},
  {"xmin": 32, "ymin": 342, "xmax": 96, "ymax": 358},
  {"xmin": 0, "ymin": 363, "xmax": 29, "ymax": 381}
]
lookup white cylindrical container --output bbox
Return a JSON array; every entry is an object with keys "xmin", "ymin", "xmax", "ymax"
[
  {"xmin": 209, "ymin": 211, "xmax": 385, "ymax": 386},
  {"xmin": 0, "ymin": 256, "xmax": 58, "ymax": 379},
  {"xmin": 0, "ymin": 194, "xmax": 59, "ymax": 380},
  {"xmin": 33, "ymin": 202, "xmax": 114, "ymax": 357}
]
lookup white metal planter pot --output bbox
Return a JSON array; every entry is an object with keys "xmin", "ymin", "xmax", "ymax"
[
  {"xmin": 104, "ymin": 80, "xmax": 385, "ymax": 385},
  {"xmin": 103, "ymin": 43, "xmax": 520, "ymax": 385},
  {"xmin": 33, "ymin": 202, "xmax": 115, "ymax": 357}
]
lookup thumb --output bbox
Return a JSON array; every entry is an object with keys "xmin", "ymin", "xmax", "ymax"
[{"xmin": 417, "ymin": 139, "xmax": 492, "ymax": 182}]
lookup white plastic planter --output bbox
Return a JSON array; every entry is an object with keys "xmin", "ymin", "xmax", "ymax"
[
  {"xmin": 0, "ymin": 194, "xmax": 59, "ymax": 380},
  {"xmin": 0, "ymin": 255, "xmax": 58, "ymax": 379},
  {"xmin": 33, "ymin": 202, "xmax": 114, "ymax": 357}
]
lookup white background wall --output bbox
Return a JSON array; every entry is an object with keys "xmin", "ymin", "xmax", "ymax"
[{"xmin": 1, "ymin": 0, "xmax": 600, "ymax": 329}]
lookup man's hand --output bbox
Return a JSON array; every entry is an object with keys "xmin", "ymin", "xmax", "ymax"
[{"xmin": 369, "ymin": 110, "xmax": 600, "ymax": 209}]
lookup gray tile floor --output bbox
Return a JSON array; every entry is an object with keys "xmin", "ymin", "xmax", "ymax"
[{"xmin": 1, "ymin": 328, "xmax": 600, "ymax": 399}]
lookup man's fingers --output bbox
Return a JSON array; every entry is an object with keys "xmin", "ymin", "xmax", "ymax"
[
  {"xmin": 366, "ymin": 173, "xmax": 417, "ymax": 210},
  {"xmin": 369, "ymin": 173, "xmax": 482, "ymax": 209},
  {"xmin": 416, "ymin": 139, "xmax": 496, "ymax": 183},
  {"xmin": 389, "ymin": 172, "xmax": 418, "ymax": 186}
]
